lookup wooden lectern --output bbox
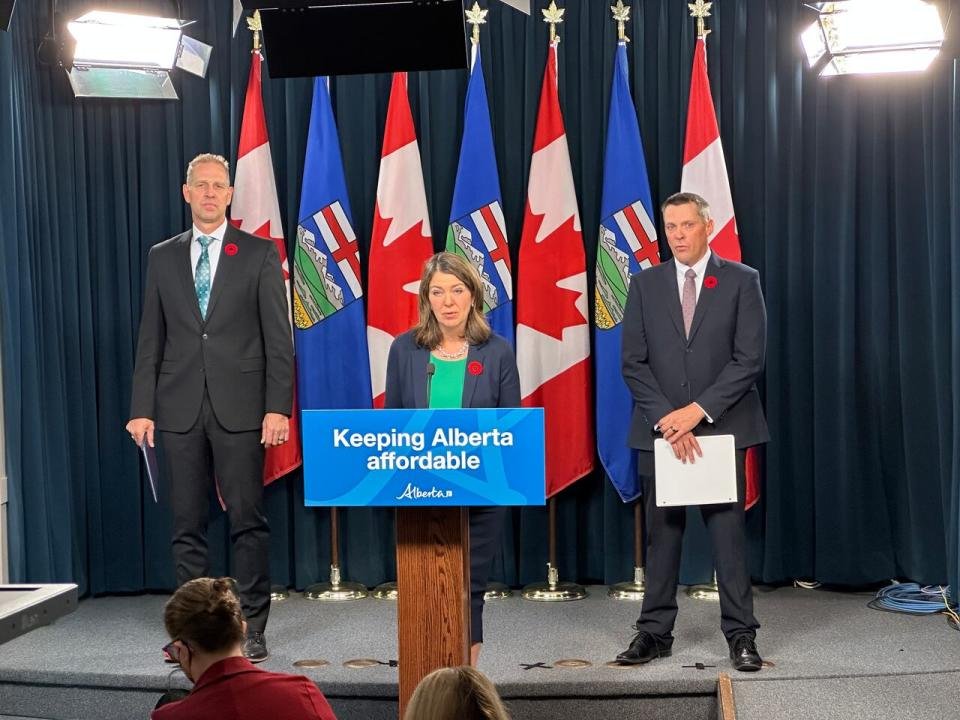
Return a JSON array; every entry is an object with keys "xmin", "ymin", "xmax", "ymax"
[
  {"xmin": 300, "ymin": 406, "xmax": 545, "ymax": 718},
  {"xmin": 396, "ymin": 507, "xmax": 470, "ymax": 716}
]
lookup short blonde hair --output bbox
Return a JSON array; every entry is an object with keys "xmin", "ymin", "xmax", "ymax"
[
  {"xmin": 403, "ymin": 666, "xmax": 510, "ymax": 720},
  {"xmin": 186, "ymin": 153, "xmax": 231, "ymax": 185},
  {"xmin": 413, "ymin": 252, "xmax": 492, "ymax": 350}
]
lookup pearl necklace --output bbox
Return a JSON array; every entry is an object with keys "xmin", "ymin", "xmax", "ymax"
[{"xmin": 434, "ymin": 341, "xmax": 469, "ymax": 360}]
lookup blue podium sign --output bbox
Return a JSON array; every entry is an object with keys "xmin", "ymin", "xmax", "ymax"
[{"xmin": 302, "ymin": 408, "xmax": 545, "ymax": 507}]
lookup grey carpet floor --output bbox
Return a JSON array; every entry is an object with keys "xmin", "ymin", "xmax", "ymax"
[
  {"xmin": 0, "ymin": 585, "xmax": 956, "ymax": 708},
  {"xmin": 732, "ymin": 671, "xmax": 960, "ymax": 720}
]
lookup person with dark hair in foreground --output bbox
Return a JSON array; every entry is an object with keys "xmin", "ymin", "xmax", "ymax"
[
  {"xmin": 404, "ymin": 666, "xmax": 511, "ymax": 720},
  {"xmin": 152, "ymin": 577, "xmax": 337, "ymax": 720}
]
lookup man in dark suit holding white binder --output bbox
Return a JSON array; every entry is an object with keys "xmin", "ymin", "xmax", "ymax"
[
  {"xmin": 126, "ymin": 154, "xmax": 293, "ymax": 663},
  {"xmin": 617, "ymin": 192, "xmax": 769, "ymax": 672}
]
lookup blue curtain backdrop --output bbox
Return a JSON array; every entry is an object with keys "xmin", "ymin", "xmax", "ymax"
[{"xmin": 1, "ymin": 0, "xmax": 957, "ymax": 599}]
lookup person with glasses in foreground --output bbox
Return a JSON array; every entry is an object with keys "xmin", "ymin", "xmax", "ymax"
[{"xmin": 152, "ymin": 578, "xmax": 337, "ymax": 720}]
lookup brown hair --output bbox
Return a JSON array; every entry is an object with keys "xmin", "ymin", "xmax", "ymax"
[
  {"xmin": 413, "ymin": 252, "xmax": 491, "ymax": 350},
  {"xmin": 661, "ymin": 191, "xmax": 712, "ymax": 221},
  {"xmin": 163, "ymin": 577, "xmax": 244, "ymax": 653},
  {"xmin": 403, "ymin": 666, "xmax": 511, "ymax": 720}
]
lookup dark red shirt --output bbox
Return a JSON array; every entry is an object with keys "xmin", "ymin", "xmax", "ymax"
[{"xmin": 151, "ymin": 656, "xmax": 337, "ymax": 720}]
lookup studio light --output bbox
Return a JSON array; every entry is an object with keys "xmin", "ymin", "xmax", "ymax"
[
  {"xmin": 801, "ymin": 0, "xmax": 946, "ymax": 76},
  {"xmin": 64, "ymin": 10, "xmax": 213, "ymax": 100}
]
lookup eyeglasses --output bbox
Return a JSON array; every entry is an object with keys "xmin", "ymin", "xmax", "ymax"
[{"xmin": 162, "ymin": 639, "xmax": 190, "ymax": 664}]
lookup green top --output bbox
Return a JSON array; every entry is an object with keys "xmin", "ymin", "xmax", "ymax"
[{"xmin": 428, "ymin": 356, "xmax": 467, "ymax": 409}]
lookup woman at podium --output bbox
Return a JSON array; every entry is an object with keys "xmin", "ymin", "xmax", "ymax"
[{"xmin": 385, "ymin": 252, "xmax": 521, "ymax": 665}]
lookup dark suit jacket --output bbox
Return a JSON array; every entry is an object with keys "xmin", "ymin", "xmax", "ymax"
[
  {"xmin": 621, "ymin": 253, "xmax": 769, "ymax": 451},
  {"xmin": 384, "ymin": 330, "xmax": 521, "ymax": 410},
  {"xmin": 129, "ymin": 224, "xmax": 294, "ymax": 433}
]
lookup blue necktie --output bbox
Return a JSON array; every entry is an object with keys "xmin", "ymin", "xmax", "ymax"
[{"xmin": 195, "ymin": 235, "xmax": 213, "ymax": 319}]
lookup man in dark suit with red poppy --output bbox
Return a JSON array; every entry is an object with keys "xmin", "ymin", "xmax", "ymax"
[
  {"xmin": 617, "ymin": 192, "xmax": 769, "ymax": 672},
  {"xmin": 126, "ymin": 153, "xmax": 293, "ymax": 663}
]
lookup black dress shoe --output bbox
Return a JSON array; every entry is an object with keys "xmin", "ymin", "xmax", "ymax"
[
  {"xmin": 616, "ymin": 631, "xmax": 672, "ymax": 665},
  {"xmin": 729, "ymin": 635, "xmax": 762, "ymax": 672},
  {"xmin": 243, "ymin": 631, "xmax": 269, "ymax": 663}
]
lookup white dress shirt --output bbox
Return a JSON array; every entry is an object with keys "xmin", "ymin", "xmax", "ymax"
[
  {"xmin": 672, "ymin": 248, "xmax": 714, "ymax": 424},
  {"xmin": 190, "ymin": 221, "xmax": 228, "ymax": 286},
  {"xmin": 674, "ymin": 249, "xmax": 712, "ymax": 304}
]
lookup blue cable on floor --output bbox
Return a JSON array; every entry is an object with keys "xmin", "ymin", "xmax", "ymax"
[{"xmin": 869, "ymin": 582, "xmax": 955, "ymax": 615}]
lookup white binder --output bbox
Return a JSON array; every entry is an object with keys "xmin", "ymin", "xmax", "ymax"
[{"xmin": 653, "ymin": 434, "xmax": 737, "ymax": 507}]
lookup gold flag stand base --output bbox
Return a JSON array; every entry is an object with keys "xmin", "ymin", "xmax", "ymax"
[
  {"xmin": 304, "ymin": 565, "xmax": 368, "ymax": 601},
  {"xmin": 522, "ymin": 563, "xmax": 586, "ymax": 602},
  {"xmin": 608, "ymin": 566, "xmax": 646, "ymax": 601},
  {"xmin": 270, "ymin": 585, "xmax": 290, "ymax": 601},
  {"xmin": 371, "ymin": 581, "xmax": 398, "ymax": 600},
  {"xmin": 686, "ymin": 572, "xmax": 720, "ymax": 601},
  {"xmin": 484, "ymin": 582, "xmax": 513, "ymax": 600}
]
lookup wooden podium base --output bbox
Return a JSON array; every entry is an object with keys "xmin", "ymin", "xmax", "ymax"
[{"xmin": 396, "ymin": 507, "xmax": 470, "ymax": 715}]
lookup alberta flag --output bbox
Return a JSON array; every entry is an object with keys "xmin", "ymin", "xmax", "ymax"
[
  {"xmin": 293, "ymin": 77, "xmax": 372, "ymax": 413},
  {"xmin": 446, "ymin": 44, "xmax": 514, "ymax": 345},
  {"xmin": 596, "ymin": 42, "xmax": 660, "ymax": 503}
]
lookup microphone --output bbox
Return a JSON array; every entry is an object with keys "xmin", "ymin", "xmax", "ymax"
[{"xmin": 425, "ymin": 362, "xmax": 436, "ymax": 407}]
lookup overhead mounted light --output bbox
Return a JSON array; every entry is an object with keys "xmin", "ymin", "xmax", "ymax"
[
  {"xmin": 64, "ymin": 11, "xmax": 213, "ymax": 100},
  {"xmin": 801, "ymin": 1, "xmax": 945, "ymax": 76}
]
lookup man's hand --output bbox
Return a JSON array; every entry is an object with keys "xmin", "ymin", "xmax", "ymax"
[
  {"xmin": 669, "ymin": 431, "xmax": 703, "ymax": 464},
  {"xmin": 658, "ymin": 403, "xmax": 706, "ymax": 443},
  {"xmin": 126, "ymin": 418, "xmax": 155, "ymax": 448},
  {"xmin": 261, "ymin": 413, "xmax": 290, "ymax": 447}
]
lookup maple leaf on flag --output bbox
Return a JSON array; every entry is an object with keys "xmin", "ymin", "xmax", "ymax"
[{"xmin": 516, "ymin": 213, "xmax": 587, "ymax": 341}]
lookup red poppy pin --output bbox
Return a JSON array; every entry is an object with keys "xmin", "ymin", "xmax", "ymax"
[
  {"xmin": 468, "ymin": 361, "xmax": 484, "ymax": 376},
  {"xmin": 224, "ymin": 243, "xmax": 239, "ymax": 256},
  {"xmin": 704, "ymin": 276, "xmax": 718, "ymax": 289}
]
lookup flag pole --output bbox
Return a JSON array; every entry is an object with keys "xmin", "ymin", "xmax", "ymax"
[
  {"xmin": 609, "ymin": 502, "xmax": 647, "ymax": 600},
  {"xmin": 246, "ymin": 13, "xmax": 364, "ymax": 605},
  {"xmin": 689, "ymin": 0, "xmax": 712, "ymax": 41},
  {"xmin": 463, "ymin": 1, "xmax": 512, "ymax": 602},
  {"xmin": 520, "ymin": 2, "xmax": 586, "ymax": 603},
  {"xmin": 684, "ymin": 0, "xmax": 720, "ymax": 603},
  {"xmin": 305, "ymin": 507, "xmax": 369, "ymax": 601},
  {"xmin": 236, "ymin": 9, "xmax": 292, "ymax": 603},
  {"xmin": 601, "ymin": 0, "xmax": 647, "ymax": 603},
  {"xmin": 601, "ymin": 1, "xmax": 643, "ymax": 600},
  {"xmin": 522, "ymin": 496, "xmax": 585, "ymax": 601}
]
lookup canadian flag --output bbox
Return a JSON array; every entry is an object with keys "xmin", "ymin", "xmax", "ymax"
[
  {"xmin": 231, "ymin": 49, "xmax": 302, "ymax": 485},
  {"xmin": 681, "ymin": 37, "xmax": 760, "ymax": 508},
  {"xmin": 366, "ymin": 73, "xmax": 434, "ymax": 407},
  {"xmin": 517, "ymin": 44, "xmax": 594, "ymax": 497}
]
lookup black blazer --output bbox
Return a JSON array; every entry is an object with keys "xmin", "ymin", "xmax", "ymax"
[
  {"xmin": 385, "ymin": 330, "xmax": 521, "ymax": 410},
  {"xmin": 129, "ymin": 224, "xmax": 294, "ymax": 432},
  {"xmin": 621, "ymin": 253, "xmax": 769, "ymax": 451}
]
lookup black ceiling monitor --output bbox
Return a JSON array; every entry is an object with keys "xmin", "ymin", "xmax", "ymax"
[{"xmin": 240, "ymin": 1, "xmax": 468, "ymax": 78}]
